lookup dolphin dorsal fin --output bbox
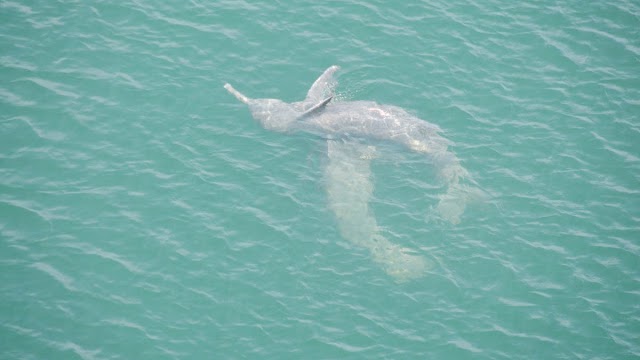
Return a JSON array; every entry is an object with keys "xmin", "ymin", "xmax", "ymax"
[
  {"xmin": 298, "ymin": 96, "xmax": 333, "ymax": 119},
  {"xmin": 306, "ymin": 65, "xmax": 340, "ymax": 102}
]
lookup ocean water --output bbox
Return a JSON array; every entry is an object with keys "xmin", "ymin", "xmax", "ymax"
[{"xmin": 1, "ymin": 0, "xmax": 639, "ymax": 359}]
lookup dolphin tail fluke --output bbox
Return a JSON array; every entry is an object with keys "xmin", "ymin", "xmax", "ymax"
[
  {"xmin": 224, "ymin": 83, "xmax": 250, "ymax": 104},
  {"xmin": 436, "ymin": 183, "xmax": 486, "ymax": 225}
]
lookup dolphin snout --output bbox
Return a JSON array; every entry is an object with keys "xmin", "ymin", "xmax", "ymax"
[{"xmin": 224, "ymin": 83, "xmax": 250, "ymax": 104}]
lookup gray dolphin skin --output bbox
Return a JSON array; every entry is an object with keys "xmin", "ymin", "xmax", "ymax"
[{"xmin": 224, "ymin": 65, "xmax": 482, "ymax": 281}]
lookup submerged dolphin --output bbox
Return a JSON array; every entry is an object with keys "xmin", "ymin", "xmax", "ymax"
[{"xmin": 224, "ymin": 65, "xmax": 481, "ymax": 281}]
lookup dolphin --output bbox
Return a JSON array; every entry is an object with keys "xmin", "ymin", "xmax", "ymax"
[
  {"xmin": 224, "ymin": 65, "xmax": 340, "ymax": 132},
  {"xmin": 224, "ymin": 65, "xmax": 482, "ymax": 281}
]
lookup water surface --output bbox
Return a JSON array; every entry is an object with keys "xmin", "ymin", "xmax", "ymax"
[{"xmin": 1, "ymin": 1, "xmax": 639, "ymax": 359}]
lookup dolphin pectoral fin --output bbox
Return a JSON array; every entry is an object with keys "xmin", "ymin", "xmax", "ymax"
[
  {"xmin": 298, "ymin": 95, "xmax": 333, "ymax": 119},
  {"xmin": 306, "ymin": 65, "xmax": 340, "ymax": 102},
  {"xmin": 224, "ymin": 83, "xmax": 250, "ymax": 104}
]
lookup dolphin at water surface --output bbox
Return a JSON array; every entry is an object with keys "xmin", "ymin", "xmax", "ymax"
[{"xmin": 224, "ymin": 65, "xmax": 482, "ymax": 281}]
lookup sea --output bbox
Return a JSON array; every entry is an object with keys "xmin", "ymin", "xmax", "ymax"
[{"xmin": 1, "ymin": 1, "xmax": 639, "ymax": 359}]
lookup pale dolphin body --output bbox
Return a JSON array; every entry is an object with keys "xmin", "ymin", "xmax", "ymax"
[{"xmin": 224, "ymin": 66, "xmax": 481, "ymax": 281}]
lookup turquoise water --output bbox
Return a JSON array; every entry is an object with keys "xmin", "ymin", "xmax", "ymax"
[{"xmin": 2, "ymin": 0, "xmax": 639, "ymax": 358}]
